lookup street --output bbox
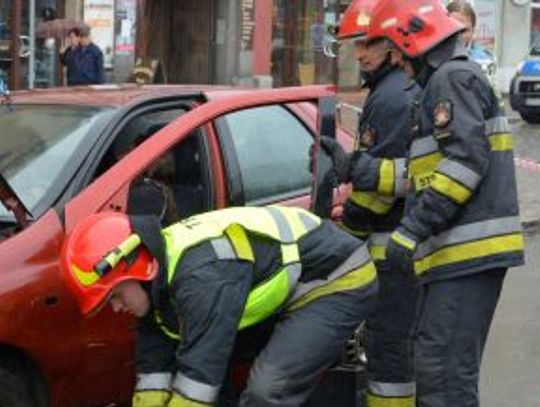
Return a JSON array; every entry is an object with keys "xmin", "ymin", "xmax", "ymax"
[{"xmin": 481, "ymin": 116, "xmax": 540, "ymax": 407}]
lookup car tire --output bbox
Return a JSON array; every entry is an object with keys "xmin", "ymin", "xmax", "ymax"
[
  {"xmin": 0, "ymin": 366, "xmax": 34, "ymax": 407},
  {"xmin": 519, "ymin": 111, "xmax": 540, "ymax": 124}
]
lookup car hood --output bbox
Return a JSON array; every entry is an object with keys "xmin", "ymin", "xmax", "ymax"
[{"xmin": 0, "ymin": 174, "xmax": 31, "ymax": 228}]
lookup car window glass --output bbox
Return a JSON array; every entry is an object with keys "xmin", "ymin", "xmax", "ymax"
[
  {"xmin": 0, "ymin": 105, "xmax": 112, "ymax": 218},
  {"xmin": 222, "ymin": 105, "xmax": 313, "ymax": 203}
]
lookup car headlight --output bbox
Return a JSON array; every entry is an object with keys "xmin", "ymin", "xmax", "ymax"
[{"xmin": 515, "ymin": 61, "xmax": 525, "ymax": 76}]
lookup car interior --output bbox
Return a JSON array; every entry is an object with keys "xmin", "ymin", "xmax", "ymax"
[{"xmin": 97, "ymin": 110, "xmax": 210, "ymax": 225}]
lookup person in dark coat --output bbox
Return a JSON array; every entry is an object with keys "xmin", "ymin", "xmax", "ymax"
[{"xmin": 60, "ymin": 28, "xmax": 105, "ymax": 85}]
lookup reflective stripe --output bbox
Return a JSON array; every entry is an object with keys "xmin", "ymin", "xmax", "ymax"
[
  {"xmin": 298, "ymin": 211, "xmax": 321, "ymax": 230},
  {"xmin": 485, "ymin": 116, "xmax": 509, "ymax": 135},
  {"xmin": 430, "ymin": 172, "xmax": 473, "ymax": 204},
  {"xmin": 437, "ymin": 159, "xmax": 481, "ymax": 190},
  {"xmin": 172, "ymin": 372, "xmax": 220, "ymax": 404},
  {"xmin": 394, "ymin": 158, "xmax": 407, "ymax": 197},
  {"xmin": 369, "ymin": 245, "xmax": 386, "ymax": 261},
  {"xmin": 155, "ymin": 310, "xmax": 180, "ymax": 340},
  {"xmin": 281, "ymin": 243, "xmax": 300, "ymax": 265},
  {"xmin": 409, "ymin": 132, "xmax": 513, "ymax": 178},
  {"xmin": 288, "ymin": 260, "xmax": 377, "ymax": 311},
  {"xmin": 224, "ymin": 224, "xmax": 254, "ymax": 261},
  {"xmin": 210, "ymin": 237, "xmax": 237, "ymax": 260},
  {"xmin": 378, "ymin": 158, "xmax": 395, "ymax": 196},
  {"xmin": 72, "ymin": 264, "xmax": 100, "ymax": 287},
  {"xmin": 135, "ymin": 373, "xmax": 172, "ymax": 391},
  {"xmin": 391, "ymin": 230, "xmax": 417, "ymax": 251},
  {"xmin": 415, "ymin": 233, "xmax": 524, "ymax": 275},
  {"xmin": 266, "ymin": 207, "xmax": 294, "ymax": 242},
  {"xmin": 415, "ymin": 216, "xmax": 522, "ymax": 259},
  {"xmin": 489, "ymin": 133, "xmax": 514, "ymax": 151},
  {"xmin": 409, "ymin": 152, "xmax": 443, "ymax": 177},
  {"xmin": 368, "ymin": 381, "xmax": 416, "ymax": 397},
  {"xmin": 410, "ymin": 136, "xmax": 438, "ymax": 159},
  {"xmin": 368, "ymin": 232, "xmax": 391, "ymax": 261},
  {"xmin": 288, "ymin": 244, "xmax": 373, "ymax": 305},
  {"xmin": 349, "ymin": 191, "xmax": 394, "ymax": 214},
  {"xmin": 266, "ymin": 207, "xmax": 304, "ymax": 264},
  {"xmin": 366, "ymin": 393, "xmax": 415, "ymax": 407}
]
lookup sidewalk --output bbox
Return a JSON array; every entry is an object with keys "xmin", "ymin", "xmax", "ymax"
[
  {"xmin": 337, "ymin": 91, "xmax": 540, "ymax": 233},
  {"xmin": 515, "ymin": 165, "xmax": 540, "ymax": 232}
]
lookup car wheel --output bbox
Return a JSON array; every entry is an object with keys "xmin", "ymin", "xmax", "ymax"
[
  {"xmin": 0, "ymin": 366, "xmax": 34, "ymax": 407},
  {"xmin": 519, "ymin": 111, "xmax": 540, "ymax": 124}
]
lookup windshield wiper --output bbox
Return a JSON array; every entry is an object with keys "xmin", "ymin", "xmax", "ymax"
[{"xmin": 0, "ymin": 176, "xmax": 31, "ymax": 229}]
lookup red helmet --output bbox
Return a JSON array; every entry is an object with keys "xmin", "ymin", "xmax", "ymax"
[
  {"xmin": 61, "ymin": 212, "xmax": 158, "ymax": 316},
  {"xmin": 367, "ymin": 0, "xmax": 465, "ymax": 58},
  {"xmin": 337, "ymin": 0, "xmax": 378, "ymax": 41}
]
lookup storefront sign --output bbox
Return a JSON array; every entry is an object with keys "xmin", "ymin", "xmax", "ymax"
[
  {"xmin": 115, "ymin": 0, "xmax": 136, "ymax": 55},
  {"xmin": 84, "ymin": 0, "xmax": 115, "ymax": 68},
  {"xmin": 475, "ymin": 1, "xmax": 497, "ymax": 52},
  {"xmin": 240, "ymin": 0, "xmax": 255, "ymax": 51}
]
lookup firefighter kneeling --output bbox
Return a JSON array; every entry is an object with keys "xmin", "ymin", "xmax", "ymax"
[{"xmin": 61, "ymin": 206, "xmax": 378, "ymax": 407}]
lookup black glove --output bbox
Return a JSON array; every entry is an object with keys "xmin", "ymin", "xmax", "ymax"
[
  {"xmin": 312, "ymin": 136, "xmax": 351, "ymax": 183},
  {"xmin": 385, "ymin": 227, "xmax": 419, "ymax": 275}
]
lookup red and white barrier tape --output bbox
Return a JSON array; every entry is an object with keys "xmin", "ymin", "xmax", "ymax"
[{"xmin": 514, "ymin": 156, "xmax": 540, "ymax": 172}]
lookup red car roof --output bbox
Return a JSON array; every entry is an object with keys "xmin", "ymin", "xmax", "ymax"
[{"xmin": 9, "ymin": 84, "xmax": 241, "ymax": 107}]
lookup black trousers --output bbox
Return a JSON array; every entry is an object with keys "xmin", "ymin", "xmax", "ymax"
[{"xmin": 414, "ymin": 268, "xmax": 507, "ymax": 407}]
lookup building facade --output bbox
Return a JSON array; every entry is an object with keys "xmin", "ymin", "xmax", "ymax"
[
  {"xmin": 2, "ymin": 0, "xmax": 360, "ymax": 90},
  {"xmin": 3, "ymin": 0, "xmax": 534, "ymax": 92},
  {"xmin": 1, "ymin": 0, "xmax": 65, "ymax": 89}
]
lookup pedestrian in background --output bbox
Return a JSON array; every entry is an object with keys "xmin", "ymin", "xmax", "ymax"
[
  {"xmin": 315, "ymin": 1, "xmax": 420, "ymax": 406},
  {"xmin": 368, "ymin": 0, "xmax": 524, "ymax": 405},
  {"xmin": 59, "ymin": 27, "xmax": 105, "ymax": 85},
  {"xmin": 447, "ymin": 1, "xmax": 498, "ymax": 88}
]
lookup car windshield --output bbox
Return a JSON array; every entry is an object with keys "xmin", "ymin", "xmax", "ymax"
[{"xmin": 0, "ymin": 104, "xmax": 113, "ymax": 218}]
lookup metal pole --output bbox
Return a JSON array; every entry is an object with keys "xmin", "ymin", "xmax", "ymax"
[
  {"xmin": 28, "ymin": 0, "xmax": 36, "ymax": 89},
  {"xmin": 9, "ymin": 0, "xmax": 21, "ymax": 90}
]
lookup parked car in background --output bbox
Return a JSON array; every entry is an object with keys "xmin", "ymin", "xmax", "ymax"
[
  {"xmin": 510, "ymin": 41, "xmax": 540, "ymax": 124},
  {"xmin": 0, "ymin": 84, "xmax": 353, "ymax": 407}
]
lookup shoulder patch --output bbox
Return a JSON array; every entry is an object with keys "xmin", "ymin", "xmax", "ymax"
[{"xmin": 434, "ymin": 101, "xmax": 452, "ymax": 129}]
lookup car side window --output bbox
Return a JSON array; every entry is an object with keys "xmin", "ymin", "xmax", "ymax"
[
  {"xmin": 221, "ymin": 105, "xmax": 313, "ymax": 203},
  {"xmin": 94, "ymin": 107, "xmax": 210, "ymax": 225}
]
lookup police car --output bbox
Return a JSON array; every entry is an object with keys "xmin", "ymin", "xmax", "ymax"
[{"xmin": 510, "ymin": 41, "xmax": 540, "ymax": 124}]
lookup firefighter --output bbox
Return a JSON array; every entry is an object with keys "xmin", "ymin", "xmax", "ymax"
[
  {"xmin": 61, "ymin": 206, "xmax": 378, "ymax": 407},
  {"xmin": 367, "ymin": 1, "xmax": 525, "ymax": 406},
  {"xmin": 315, "ymin": 1, "xmax": 419, "ymax": 405}
]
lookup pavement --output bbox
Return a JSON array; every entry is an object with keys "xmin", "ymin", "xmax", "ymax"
[
  {"xmin": 506, "ymin": 101, "xmax": 540, "ymax": 233},
  {"xmin": 337, "ymin": 90, "xmax": 540, "ymax": 233}
]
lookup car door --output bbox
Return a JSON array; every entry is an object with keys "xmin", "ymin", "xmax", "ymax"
[
  {"xmin": 214, "ymin": 96, "xmax": 349, "ymax": 218},
  {"xmin": 61, "ymin": 85, "xmax": 336, "ymax": 406}
]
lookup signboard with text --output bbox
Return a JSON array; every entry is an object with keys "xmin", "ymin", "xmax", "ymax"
[
  {"xmin": 475, "ymin": 1, "xmax": 497, "ymax": 52},
  {"xmin": 84, "ymin": 0, "xmax": 115, "ymax": 68},
  {"xmin": 240, "ymin": 0, "xmax": 255, "ymax": 51}
]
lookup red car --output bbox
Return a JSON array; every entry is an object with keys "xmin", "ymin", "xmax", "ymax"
[{"xmin": 0, "ymin": 84, "xmax": 353, "ymax": 407}]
